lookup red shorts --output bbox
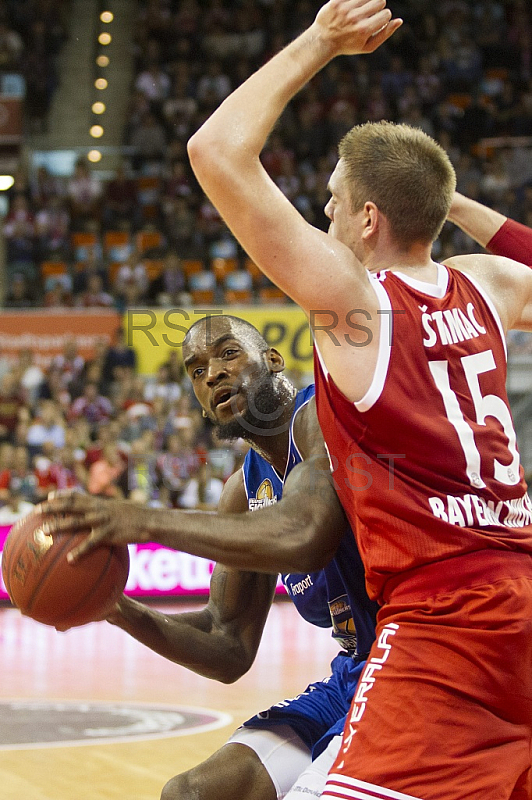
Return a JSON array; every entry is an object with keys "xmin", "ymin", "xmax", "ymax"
[{"xmin": 322, "ymin": 550, "xmax": 532, "ymax": 800}]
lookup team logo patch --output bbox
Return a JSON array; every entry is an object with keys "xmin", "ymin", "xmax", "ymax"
[
  {"xmin": 0, "ymin": 701, "xmax": 232, "ymax": 749},
  {"xmin": 329, "ymin": 594, "xmax": 358, "ymax": 651},
  {"xmin": 249, "ymin": 479, "xmax": 278, "ymax": 510}
]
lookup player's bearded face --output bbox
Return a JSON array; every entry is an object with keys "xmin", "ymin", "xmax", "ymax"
[{"xmin": 213, "ymin": 361, "xmax": 283, "ymax": 442}]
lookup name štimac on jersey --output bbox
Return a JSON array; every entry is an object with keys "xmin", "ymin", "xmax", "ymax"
[{"xmin": 248, "ymin": 479, "xmax": 278, "ymax": 511}]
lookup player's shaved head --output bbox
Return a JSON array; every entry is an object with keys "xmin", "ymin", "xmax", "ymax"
[{"xmin": 183, "ymin": 314, "xmax": 268, "ymax": 357}]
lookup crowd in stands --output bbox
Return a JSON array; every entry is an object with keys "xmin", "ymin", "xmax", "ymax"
[
  {"xmin": 1, "ymin": 0, "xmax": 532, "ymax": 521},
  {"xmin": 1, "ymin": 0, "xmax": 70, "ymax": 133},
  {"xmin": 2, "ymin": 0, "xmax": 532, "ymax": 317},
  {"xmin": 0, "ymin": 331, "xmax": 241, "ymax": 523}
]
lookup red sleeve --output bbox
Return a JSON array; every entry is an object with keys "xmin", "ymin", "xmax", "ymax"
[{"xmin": 487, "ymin": 218, "xmax": 532, "ymax": 267}]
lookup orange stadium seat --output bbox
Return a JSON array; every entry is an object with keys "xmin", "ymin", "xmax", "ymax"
[
  {"xmin": 182, "ymin": 259, "xmax": 204, "ymax": 278},
  {"xmin": 259, "ymin": 286, "xmax": 288, "ymax": 304},
  {"xmin": 143, "ymin": 259, "xmax": 165, "ymax": 281},
  {"xmin": 40, "ymin": 260, "xmax": 68, "ymax": 279},
  {"xmin": 104, "ymin": 231, "xmax": 131, "ymax": 262},
  {"xmin": 212, "ymin": 257, "xmax": 238, "ymax": 283},
  {"xmin": 224, "ymin": 288, "xmax": 253, "ymax": 304},
  {"xmin": 243, "ymin": 257, "xmax": 263, "ymax": 285},
  {"xmin": 135, "ymin": 230, "xmax": 163, "ymax": 254}
]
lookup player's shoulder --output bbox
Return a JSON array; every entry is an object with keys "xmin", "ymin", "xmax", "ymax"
[{"xmin": 292, "ymin": 391, "xmax": 326, "ymax": 460}]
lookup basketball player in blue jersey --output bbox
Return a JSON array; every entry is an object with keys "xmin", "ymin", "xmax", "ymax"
[{"xmin": 43, "ymin": 314, "xmax": 378, "ymax": 800}]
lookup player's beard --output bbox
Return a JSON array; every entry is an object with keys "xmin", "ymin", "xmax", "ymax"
[{"xmin": 213, "ymin": 368, "xmax": 287, "ymax": 443}]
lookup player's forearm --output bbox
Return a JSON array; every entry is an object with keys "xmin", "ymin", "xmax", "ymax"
[
  {"xmin": 106, "ymin": 595, "xmax": 246, "ymax": 682},
  {"xmin": 146, "ymin": 503, "xmax": 330, "ymax": 573},
  {"xmin": 447, "ymin": 192, "xmax": 507, "ymax": 248}
]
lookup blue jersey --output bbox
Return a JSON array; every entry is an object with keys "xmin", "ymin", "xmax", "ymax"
[{"xmin": 242, "ymin": 385, "xmax": 377, "ymax": 660}]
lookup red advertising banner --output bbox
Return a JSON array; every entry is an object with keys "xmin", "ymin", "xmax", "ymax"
[{"xmin": 0, "ymin": 310, "xmax": 121, "ymax": 369}]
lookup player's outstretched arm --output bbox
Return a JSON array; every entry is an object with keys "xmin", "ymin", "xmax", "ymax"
[
  {"xmin": 448, "ymin": 192, "xmax": 532, "ymax": 265},
  {"xmin": 105, "ymin": 565, "xmax": 276, "ymax": 683},
  {"xmin": 186, "ymin": 0, "xmax": 401, "ymax": 315},
  {"xmin": 40, "ymin": 450, "xmax": 346, "ymax": 573}
]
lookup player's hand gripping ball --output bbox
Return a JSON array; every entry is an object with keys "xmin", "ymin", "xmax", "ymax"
[{"xmin": 1, "ymin": 507, "xmax": 130, "ymax": 630}]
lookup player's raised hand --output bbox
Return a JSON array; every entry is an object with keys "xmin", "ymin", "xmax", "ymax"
[{"xmin": 313, "ymin": 0, "xmax": 402, "ymax": 56}]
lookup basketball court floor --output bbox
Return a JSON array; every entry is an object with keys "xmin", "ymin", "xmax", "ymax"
[{"xmin": 0, "ymin": 597, "xmax": 339, "ymax": 800}]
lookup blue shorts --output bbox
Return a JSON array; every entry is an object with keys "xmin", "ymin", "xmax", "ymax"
[{"xmin": 244, "ymin": 652, "xmax": 364, "ymax": 758}]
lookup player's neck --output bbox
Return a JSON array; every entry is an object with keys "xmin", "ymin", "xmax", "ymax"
[
  {"xmin": 250, "ymin": 393, "xmax": 297, "ymax": 475},
  {"xmin": 366, "ymin": 241, "xmax": 437, "ymax": 281}
]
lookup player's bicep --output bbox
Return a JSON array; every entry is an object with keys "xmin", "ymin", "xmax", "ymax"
[{"xmin": 281, "ymin": 455, "xmax": 347, "ymax": 557}]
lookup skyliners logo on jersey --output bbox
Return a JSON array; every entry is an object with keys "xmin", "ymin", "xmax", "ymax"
[{"xmin": 249, "ymin": 478, "xmax": 278, "ymax": 510}]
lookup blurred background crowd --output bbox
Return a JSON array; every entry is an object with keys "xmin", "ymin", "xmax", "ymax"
[{"xmin": 0, "ymin": 0, "xmax": 531, "ymax": 519}]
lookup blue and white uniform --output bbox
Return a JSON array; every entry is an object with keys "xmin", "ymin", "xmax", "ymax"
[{"xmin": 228, "ymin": 385, "xmax": 378, "ymax": 798}]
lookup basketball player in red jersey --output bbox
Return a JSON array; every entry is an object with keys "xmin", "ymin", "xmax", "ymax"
[
  {"xmin": 184, "ymin": 1, "xmax": 532, "ymax": 798},
  {"xmin": 448, "ymin": 191, "xmax": 532, "ymax": 265}
]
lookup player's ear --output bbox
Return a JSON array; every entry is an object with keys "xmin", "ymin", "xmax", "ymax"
[
  {"xmin": 361, "ymin": 201, "xmax": 379, "ymax": 240},
  {"xmin": 265, "ymin": 348, "xmax": 285, "ymax": 373}
]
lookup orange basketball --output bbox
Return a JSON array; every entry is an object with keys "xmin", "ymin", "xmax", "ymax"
[{"xmin": 1, "ymin": 509, "xmax": 130, "ymax": 629}]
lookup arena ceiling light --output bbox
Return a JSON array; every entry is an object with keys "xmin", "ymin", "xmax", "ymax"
[
  {"xmin": 95, "ymin": 78, "xmax": 108, "ymax": 90},
  {"xmin": 100, "ymin": 11, "xmax": 114, "ymax": 23},
  {"xmin": 90, "ymin": 125, "xmax": 104, "ymax": 138},
  {"xmin": 92, "ymin": 102, "xmax": 106, "ymax": 114},
  {"xmin": 96, "ymin": 55, "xmax": 109, "ymax": 67},
  {"xmin": 0, "ymin": 175, "xmax": 14, "ymax": 191},
  {"xmin": 98, "ymin": 32, "xmax": 112, "ymax": 45},
  {"xmin": 87, "ymin": 150, "xmax": 102, "ymax": 163}
]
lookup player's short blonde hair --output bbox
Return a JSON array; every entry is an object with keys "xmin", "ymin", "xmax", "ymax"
[{"xmin": 338, "ymin": 121, "xmax": 456, "ymax": 248}]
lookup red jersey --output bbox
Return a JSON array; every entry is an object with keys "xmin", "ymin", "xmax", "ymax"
[{"xmin": 314, "ymin": 264, "xmax": 532, "ymax": 604}]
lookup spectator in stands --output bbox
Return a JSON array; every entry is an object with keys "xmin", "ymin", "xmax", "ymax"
[
  {"xmin": 5, "ymin": 273, "xmax": 37, "ymax": 308},
  {"xmin": 47, "ymin": 445, "xmax": 87, "ymax": 492},
  {"xmin": 144, "ymin": 363, "xmax": 182, "ymax": 405},
  {"xmin": 72, "ymin": 246, "xmax": 108, "ymax": 295},
  {"xmin": 0, "ymin": 20, "xmax": 23, "ymax": 69},
  {"xmin": 17, "ymin": 349, "xmax": 45, "ymax": 405},
  {"xmin": 87, "ymin": 442, "xmax": 126, "ymax": 498},
  {"xmin": 161, "ymin": 348, "xmax": 186, "ymax": 386},
  {"xmin": 4, "ymin": 195, "xmax": 36, "ymax": 269},
  {"xmin": 67, "ymin": 159, "xmax": 102, "ymax": 232},
  {"xmin": 148, "ymin": 249, "xmax": 187, "ymax": 306},
  {"xmin": 0, "ymin": 443, "xmax": 14, "ymax": 503},
  {"xmin": 101, "ymin": 327, "xmax": 137, "ymax": 391},
  {"xmin": 102, "ymin": 165, "xmax": 139, "ymax": 231},
  {"xmin": 43, "ymin": 277, "xmax": 74, "ymax": 308},
  {"xmin": 26, "ymin": 400, "xmax": 66, "ymax": 453},
  {"xmin": 135, "ymin": 61, "xmax": 171, "ymax": 113},
  {"xmin": 178, "ymin": 460, "xmax": 224, "ymax": 510},
  {"xmin": 0, "ymin": 372, "xmax": 25, "ymax": 444},
  {"xmin": 75, "ymin": 273, "xmax": 114, "ymax": 308},
  {"xmin": 34, "ymin": 195, "xmax": 70, "ymax": 261},
  {"xmin": 113, "ymin": 252, "xmax": 149, "ymax": 301},
  {"xmin": 69, "ymin": 382, "xmax": 114, "ymax": 430},
  {"xmin": 129, "ymin": 112, "xmax": 167, "ymax": 172},
  {"xmin": 1, "ymin": 445, "xmax": 38, "ymax": 503},
  {"xmin": 0, "ymin": 481, "xmax": 35, "ymax": 523}
]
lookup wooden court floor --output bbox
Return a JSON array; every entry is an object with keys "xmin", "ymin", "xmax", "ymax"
[{"xmin": 0, "ymin": 598, "xmax": 339, "ymax": 800}]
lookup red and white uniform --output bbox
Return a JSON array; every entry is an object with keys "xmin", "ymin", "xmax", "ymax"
[{"xmin": 315, "ymin": 265, "xmax": 532, "ymax": 800}]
